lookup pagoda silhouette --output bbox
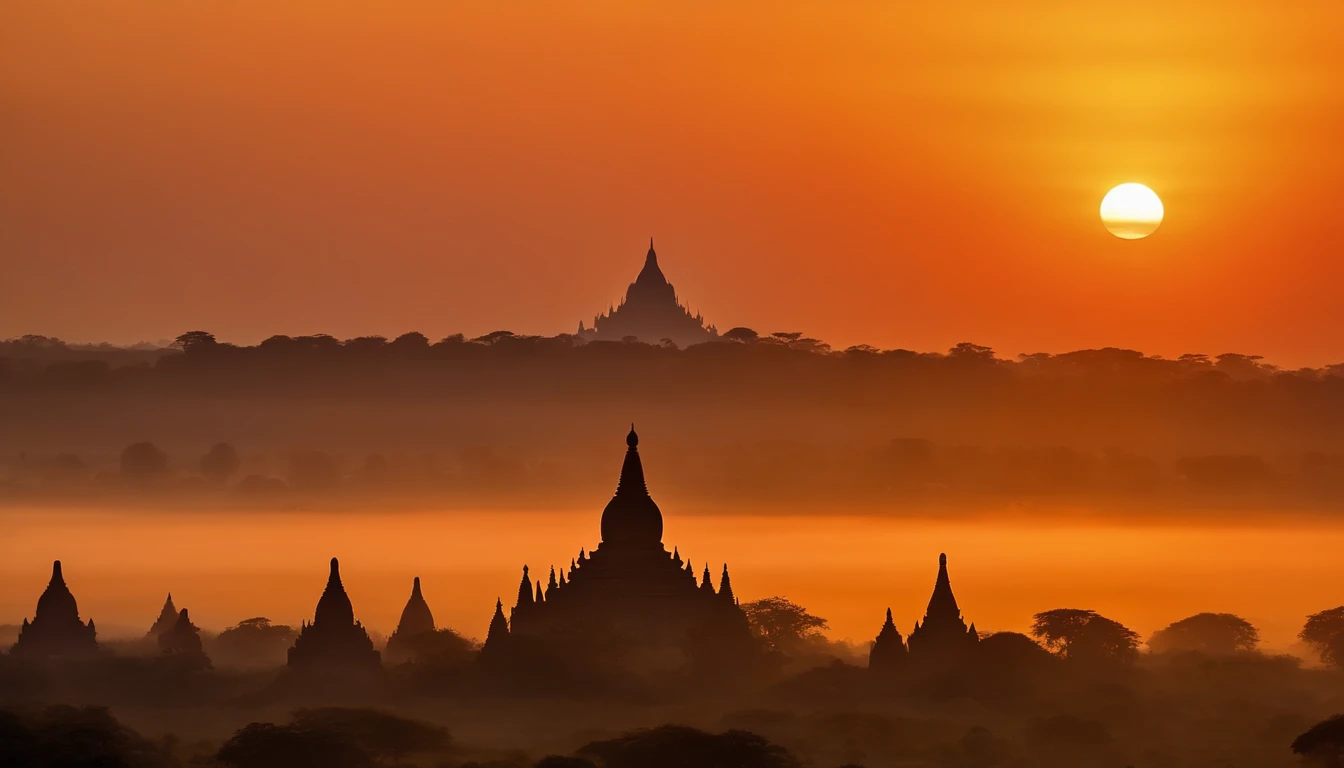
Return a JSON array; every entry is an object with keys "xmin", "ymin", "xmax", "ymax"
[
  {"xmin": 576, "ymin": 239, "xmax": 718, "ymax": 348},
  {"xmin": 869, "ymin": 553, "xmax": 979, "ymax": 674},
  {"xmin": 481, "ymin": 426, "xmax": 753, "ymax": 673},
  {"xmin": 158, "ymin": 608, "xmax": 210, "ymax": 668},
  {"xmin": 10, "ymin": 560, "xmax": 98, "ymax": 657},
  {"xmin": 146, "ymin": 593, "xmax": 178, "ymax": 640},
  {"xmin": 287, "ymin": 558, "xmax": 381, "ymax": 669},
  {"xmin": 384, "ymin": 576, "xmax": 436, "ymax": 664}
]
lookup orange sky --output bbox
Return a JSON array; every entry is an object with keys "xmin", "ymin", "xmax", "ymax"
[{"xmin": 2, "ymin": 1, "xmax": 1342, "ymax": 365}]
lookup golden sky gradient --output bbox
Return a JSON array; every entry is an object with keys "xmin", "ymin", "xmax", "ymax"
[{"xmin": 2, "ymin": 1, "xmax": 1342, "ymax": 364}]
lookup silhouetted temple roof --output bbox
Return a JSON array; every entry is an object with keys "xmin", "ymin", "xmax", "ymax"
[
  {"xmin": 314, "ymin": 557, "xmax": 355, "ymax": 627},
  {"xmin": 35, "ymin": 560, "xmax": 80, "ymax": 623},
  {"xmin": 924, "ymin": 553, "xmax": 962, "ymax": 623},
  {"xmin": 634, "ymin": 238, "xmax": 669, "ymax": 288},
  {"xmin": 600, "ymin": 426, "xmax": 664, "ymax": 547},
  {"xmin": 394, "ymin": 576, "xmax": 435, "ymax": 637}
]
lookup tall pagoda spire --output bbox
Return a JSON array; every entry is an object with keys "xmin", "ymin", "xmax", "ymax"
[
  {"xmin": 314, "ymin": 557, "xmax": 355, "ymax": 627},
  {"xmin": 719, "ymin": 564, "xmax": 736, "ymax": 603},
  {"xmin": 599, "ymin": 426, "xmax": 664, "ymax": 547},
  {"xmin": 924, "ymin": 553, "xmax": 962, "ymax": 623}
]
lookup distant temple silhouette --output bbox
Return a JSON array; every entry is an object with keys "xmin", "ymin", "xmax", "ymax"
[
  {"xmin": 385, "ymin": 576, "xmax": 436, "ymax": 663},
  {"xmin": 869, "ymin": 553, "xmax": 978, "ymax": 673},
  {"xmin": 146, "ymin": 593, "xmax": 178, "ymax": 640},
  {"xmin": 577, "ymin": 239, "xmax": 718, "ymax": 348},
  {"xmin": 158, "ymin": 608, "xmax": 210, "ymax": 668},
  {"xmin": 287, "ymin": 558, "xmax": 381, "ymax": 669},
  {"xmin": 481, "ymin": 426, "xmax": 752, "ymax": 669},
  {"xmin": 10, "ymin": 560, "xmax": 98, "ymax": 657}
]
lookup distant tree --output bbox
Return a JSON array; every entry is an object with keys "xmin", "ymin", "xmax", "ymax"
[
  {"xmin": 577, "ymin": 725, "xmax": 801, "ymax": 768},
  {"xmin": 1030, "ymin": 609, "xmax": 1140, "ymax": 664},
  {"xmin": 742, "ymin": 597, "xmax": 829, "ymax": 654},
  {"xmin": 472, "ymin": 331, "xmax": 516, "ymax": 346},
  {"xmin": 535, "ymin": 757, "xmax": 598, "ymax": 768},
  {"xmin": 947, "ymin": 342, "xmax": 996, "ymax": 362},
  {"xmin": 48, "ymin": 452, "xmax": 88, "ymax": 478},
  {"xmin": 1292, "ymin": 715, "xmax": 1344, "ymax": 767},
  {"xmin": 120, "ymin": 441, "xmax": 168, "ymax": 480},
  {"xmin": 174, "ymin": 330, "xmax": 217, "ymax": 353},
  {"xmin": 722, "ymin": 327, "xmax": 759, "ymax": 344},
  {"xmin": 770, "ymin": 332, "xmax": 804, "ymax": 345},
  {"xmin": 389, "ymin": 332, "xmax": 431, "ymax": 353},
  {"xmin": 217, "ymin": 722, "xmax": 371, "ymax": 768},
  {"xmin": 392, "ymin": 627, "xmax": 479, "ymax": 667},
  {"xmin": 213, "ymin": 617, "xmax": 297, "ymax": 667},
  {"xmin": 288, "ymin": 450, "xmax": 341, "ymax": 489},
  {"xmin": 291, "ymin": 708, "xmax": 450, "ymax": 764},
  {"xmin": 977, "ymin": 631, "xmax": 1055, "ymax": 671},
  {"xmin": 660, "ymin": 338, "xmax": 678, "ymax": 350},
  {"xmin": 1148, "ymin": 612, "xmax": 1260, "ymax": 654},
  {"xmin": 0, "ymin": 705, "xmax": 172, "ymax": 768},
  {"xmin": 1301, "ymin": 607, "xmax": 1344, "ymax": 668},
  {"xmin": 200, "ymin": 442, "xmax": 242, "ymax": 484}
]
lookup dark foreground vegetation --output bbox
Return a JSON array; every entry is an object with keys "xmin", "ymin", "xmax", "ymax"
[{"xmin": 4, "ymin": 600, "xmax": 1344, "ymax": 767}]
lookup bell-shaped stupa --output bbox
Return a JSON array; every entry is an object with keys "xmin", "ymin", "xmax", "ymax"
[{"xmin": 10, "ymin": 560, "xmax": 98, "ymax": 657}]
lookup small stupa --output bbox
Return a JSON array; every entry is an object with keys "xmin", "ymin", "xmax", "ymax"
[
  {"xmin": 384, "ymin": 576, "xmax": 436, "ymax": 663},
  {"xmin": 868, "ymin": 608, "xmax": 908, "ymax": 676},
  {"xmin": 158, "ymin": 608, "xmax": 210, "ymax": 668},
  {"xmin": 10, "ymin": 560, "xmax": 98, "ymax": 657},
  {"xmin": 146, "ymin": 593, "xmax": 178, "ymax": 639}
]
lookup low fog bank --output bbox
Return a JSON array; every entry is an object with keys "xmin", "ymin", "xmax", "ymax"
[{"xmin": 7, "ymin": 333, "xmax": 1344, "ymax": 517}]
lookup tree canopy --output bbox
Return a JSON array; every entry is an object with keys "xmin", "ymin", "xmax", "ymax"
[
  {"xmin": 1148, "ymin": 612, "xmax": 1260, "ymax": 655},
  {"xmin": 1030, "ymin": 609, "xmax": 1140, "ymax": 664}
]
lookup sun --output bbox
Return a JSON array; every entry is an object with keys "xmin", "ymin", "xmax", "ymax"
[{"xmin": 1100, "ymin": 183, "xmax": 1164, "ymax": 239}]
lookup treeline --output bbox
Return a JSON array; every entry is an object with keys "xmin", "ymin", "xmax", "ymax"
[{"xmin": 3, "ymin": 330, "xmax": 1343, "ymax": 395}]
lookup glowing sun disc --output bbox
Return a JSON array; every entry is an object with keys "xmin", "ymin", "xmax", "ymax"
[{"xmin": 1100, "ymin": 183, "xmax": 1163, "ymax": 239}]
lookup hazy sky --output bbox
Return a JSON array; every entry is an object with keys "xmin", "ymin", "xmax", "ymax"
[{"xmin": 2, "ymin": 1, "xmax": 1342, "ymax": 365}]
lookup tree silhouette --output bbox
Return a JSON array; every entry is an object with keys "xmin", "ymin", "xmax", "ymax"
[
  {"xmin": 1301, "ymin": 607, "xmax": 1344, "ymax": 668},
  {"xmin": 1030, "ymin": 609, "xmax": 1139, "ymax": 664},
  {"xmin": 1148, "ymin": 612, "xmax": 1260, "ymax": 654},
  {"xmin": 291, "ymin": 708, "xmax": 450, "ymax": 764},
  {"xmin": 174, "ymin": 330, "xmax": 217, "ymax": 353},
  {"xmin": 120, "ymin": 441, "xmax": 168, "ymax": 480},
  {"xmin": 1292, "ymin": 715, "xmax": 1344, "ymax": 767},
  {"xmin": 741, "ymin": 597, "xmax": 829, "ymax": 654},
  {"xmin": 0, "ymin": 705, "xmax": 172, "ymax": 768},
  {"xmin": 577, "ymin": 725, "xmax": 801, "ymax": 768},
  {"xmin": 200, "ymin": 442, "xmax": 242, "ymax": 484},
  {"xmin": 722, "ymin": 327, "xmax": 759, "ymax": 343},
  {"xmin": 214, "ymin": 617, "xmax": 297, "ymax": 667},
  {"xmin": 217, "ymin": 722, "xmax": 372, "ymax": 768}
]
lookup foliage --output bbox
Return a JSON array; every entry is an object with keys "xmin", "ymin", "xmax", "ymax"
[
  {"xmin": 200, "ymin": 442, "xmax": 242, "ymax": 483},
  {"xmin": 1030, "ymin": 609, "xmax": 1140, "ymax": 664},
  {"xmin": 0, "ymin": 705, "xmax": 173, "ymax": 768},
  {"xmin": 1292, "ymin": 715, "xmax": 1344, "ymax": 767},
  {"xmin": 577, "ymin": 725, "xmax": 801, "ymax": 768},
  {"xmin": 742, "ymin": 597, "xmax": 829, "ymax": 654},
  {"xmin": 120, "ymin": 441, "xmax": 168, "ymax": 480},
  {"xmin": 1301, "ymin": 607, "xmax": 1344, "ymax": 668},
  {"xmin": 1148, "ymin": 612, "xmax": 1260, "ymax": 654}
]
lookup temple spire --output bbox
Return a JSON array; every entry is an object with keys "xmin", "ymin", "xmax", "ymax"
[
  {"xmin": 924, "ymin": 552, "xmax": 962, "ymax": 622},
  {"xmin": 516, "ymin": 565, "xmax": 533, "ymax": 607},
  {"xmin": 51, "ymin": 560, "xmax": 65, "ymax": 586},
  {"xmin": 700, "ymin": 564, "xmax": 715, "ymax": 593},
  {"xmin": 719, "ymin": 564, "xmax": 736, "ymax": 603}
]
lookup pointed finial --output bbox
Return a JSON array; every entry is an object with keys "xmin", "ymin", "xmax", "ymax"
[
  {"xmin": 51, "ymin": 560, "xmax": 64, "ymax": 584},
  {"xmin": 496, "ymin": 596, "xmax": 503, "ymax": 609},
  {"xmin": 412, "ymin": 576, "xmax": 422, "ymax": 598},
  {"xmin": 886, "ymin": 607, "xmax": 893, "ymax": 622},
  {"xmin": 330, "ymin": 557, "xmax": 340, "ymax": 573},
  {"xmin": 627, "ymin": 424, "xmax": 639, "ymax": 448},
  {"xmin": 939, "ymin": 552, "xmax": 947, "ymax": 567}
]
